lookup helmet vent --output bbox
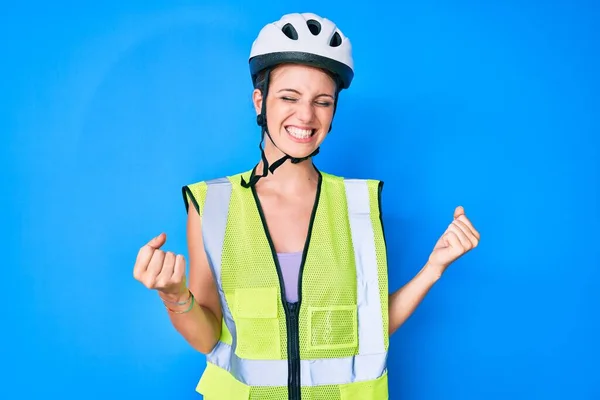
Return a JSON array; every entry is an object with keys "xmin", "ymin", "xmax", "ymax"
[
  {"xmin": 306, "ymin": 19, "xmax": 321, "ymax": 35},
  {"xmin": 329, "ymin": 31, "xmax": 342, "ymax": 47},
  {"xmin": 281, "ymin": 23, "xmax": 299, "ymax": 40}
]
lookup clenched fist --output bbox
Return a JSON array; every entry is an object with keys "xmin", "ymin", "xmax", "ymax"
[
  {"xmin": 427, "ymin": 206, "xmax": 480, "ymax": 276},
  {"xmin": 133, "ymin": 233, "xmax": 187, "ymax": 297}
]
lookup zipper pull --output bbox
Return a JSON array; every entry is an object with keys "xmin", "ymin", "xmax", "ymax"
[{"xmin": 288, "ymin": 302, "xmax": 298, "ymax": 316}]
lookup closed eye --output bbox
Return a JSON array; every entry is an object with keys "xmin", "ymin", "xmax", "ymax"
[{"xmin": 280, "ymin": 96, "xmax": 332, "ymax": 107}]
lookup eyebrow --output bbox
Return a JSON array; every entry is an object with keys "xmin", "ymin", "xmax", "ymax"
[{"xmin": 277, "ymin": 88, "xmax": 335, "ymax": 99}]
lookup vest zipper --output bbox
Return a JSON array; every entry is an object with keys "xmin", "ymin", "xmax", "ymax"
[{"xmin": 287, "ymin": 302, "xmax": 301, "ymax": 400}]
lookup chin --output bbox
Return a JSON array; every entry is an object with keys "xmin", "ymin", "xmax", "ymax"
[{"xmin": 285, "ymin": 148, "xmax": 317, "ymax": 159}]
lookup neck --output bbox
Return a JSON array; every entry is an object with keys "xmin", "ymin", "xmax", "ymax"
[{"xmin": 255, "ymin": 141, "xmax": 319, "ymax": 192}]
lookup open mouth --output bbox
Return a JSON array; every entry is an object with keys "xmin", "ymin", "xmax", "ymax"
[{"xmin": 285, "ymin": 126, "xmax": 316, "ymax": 141}]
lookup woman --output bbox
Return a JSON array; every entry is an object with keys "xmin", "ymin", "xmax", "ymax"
[{"xmin": 133, "ymin": 12, "xmax": 480, "ymax": 399}]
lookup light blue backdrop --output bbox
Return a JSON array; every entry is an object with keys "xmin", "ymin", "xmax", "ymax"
[{"xmin": 2, "ymin": 0, "xmax": 599, "ymax": 399}]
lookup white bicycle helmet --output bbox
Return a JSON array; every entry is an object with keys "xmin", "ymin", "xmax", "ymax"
[{"xmin": 249, "ymin": 13, "xmax": 354, "ymax": 89}]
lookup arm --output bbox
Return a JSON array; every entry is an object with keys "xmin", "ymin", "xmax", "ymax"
[
  {"xmin": 388, "ymin": 206, "xmax": 481, "ymax": 335},
  {"xmin": 158, "ymin": 205, "xmax": 223, "ymax": 354},
  {"xmin": 388, "ymin": 263, "xmax": 441, "ymax": 335}
]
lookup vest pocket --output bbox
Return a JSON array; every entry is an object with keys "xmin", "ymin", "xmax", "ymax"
[
  {"xmin": 196, "ymin": 362, "xmax": 250, "ymax": 400},
  {"xmin": 234, "ymin": 287, "xmax": 281, "ymax": 360},
  {"xmin": 339, "ymin": 371, "xmax": 388, "ymax": 399},
  {"xmin": 308, "ymin": 305, "xmax": 357, "ymax": 351}
]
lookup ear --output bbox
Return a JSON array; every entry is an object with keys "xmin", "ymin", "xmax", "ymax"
[{"xmin": 252, "ymin": 89, "xmax": 263, "ymax": 115}]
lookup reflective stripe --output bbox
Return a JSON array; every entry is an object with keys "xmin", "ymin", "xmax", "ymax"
[
  {"xmin": 301, "ymin": 351, "xmax": 387, "ymax": 386},
  {"xmin": 202, "ymin": 178, "xmax": 238, "ymax": 359},
  {"xmin": 343, "ymin": 179, "xmax": 386, "ymax": 355},
  {"xmin": 209, "ymin": 341, "xmax": 387, "ymax": 386}
]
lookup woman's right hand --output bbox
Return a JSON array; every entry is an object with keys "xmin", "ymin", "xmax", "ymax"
[{"xmin": 133, "ymin": 233, "xmax": 188, "ymax": 298}]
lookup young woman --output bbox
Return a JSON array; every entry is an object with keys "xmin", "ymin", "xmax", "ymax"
[{"xmin": 133, "ymin": 12, "xmax": 480, "ymax": 400}]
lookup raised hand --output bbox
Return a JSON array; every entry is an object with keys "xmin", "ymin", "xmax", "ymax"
[
  {"xmin": 427, "ymin": 206, "xmax": 480, "ymax": 276},
  {"xmin": 133, "ymin": 233, "xmax": 187, "ymax": 297}
]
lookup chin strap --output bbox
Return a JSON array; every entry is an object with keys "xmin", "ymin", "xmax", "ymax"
[
  {"xmin": 240, "ymin": 119, "xmax": 320, "ymax": 188},
  {"xmin": 241, "ymin": 69, "xmax": 340, "ymax": 188}
]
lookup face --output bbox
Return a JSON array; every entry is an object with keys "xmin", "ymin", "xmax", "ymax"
[{"xmin": 253, "ymin": 64, "xmax": 337, "ymax": 159}]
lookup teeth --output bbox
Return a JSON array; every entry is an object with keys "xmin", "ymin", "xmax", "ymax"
[{"xmin": 286, "ymin": 126, "xmax": 313, "ymax": 139}]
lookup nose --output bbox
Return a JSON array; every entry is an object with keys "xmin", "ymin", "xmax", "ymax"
[{"xmin": 295, "ymin": 100, "xmax": 315, "ymax": 123}]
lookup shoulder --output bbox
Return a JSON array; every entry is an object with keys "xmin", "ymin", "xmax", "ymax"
[
  {"xmin": 319, "ymin": 170, "xmax": 384, "ymax": 193},
  {"xmin": 319, "ymin": 171, "xmax": 385, "ymax": 219},
  {"xmin": 181, "ymin": 169, "xmax": 253, "ymax": 215}
]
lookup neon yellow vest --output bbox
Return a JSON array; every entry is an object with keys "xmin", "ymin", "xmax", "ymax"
[{"xmin": 182, "ymin": 168, "xmax": 389, "ymax": 400}]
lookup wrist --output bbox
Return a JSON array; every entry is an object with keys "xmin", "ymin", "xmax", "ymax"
[
  {"xmin": 423, "ymin": 262, "xmax": 444, "ymax": 283},
  {"xmin": 158, "ymin": 287, "xmax": 190, "ymax": 304},
  {"xmin": 160, "ymin": 288, "xmax": 195, "ymax": 314}
]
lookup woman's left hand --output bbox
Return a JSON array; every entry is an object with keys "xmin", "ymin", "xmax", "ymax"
[{"xmin": 427, "ymin": 206, "xmax": 480, "ymax": 276}]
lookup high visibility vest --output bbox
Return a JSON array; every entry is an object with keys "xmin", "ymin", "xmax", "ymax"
[{"xmin": 182, "ymin": 168, "xmax": 389, "ymax": 400}]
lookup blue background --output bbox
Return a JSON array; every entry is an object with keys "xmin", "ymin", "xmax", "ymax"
[{"xmin": 2, "ymin": 0, "xmax": 599, "ymax": 399}]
